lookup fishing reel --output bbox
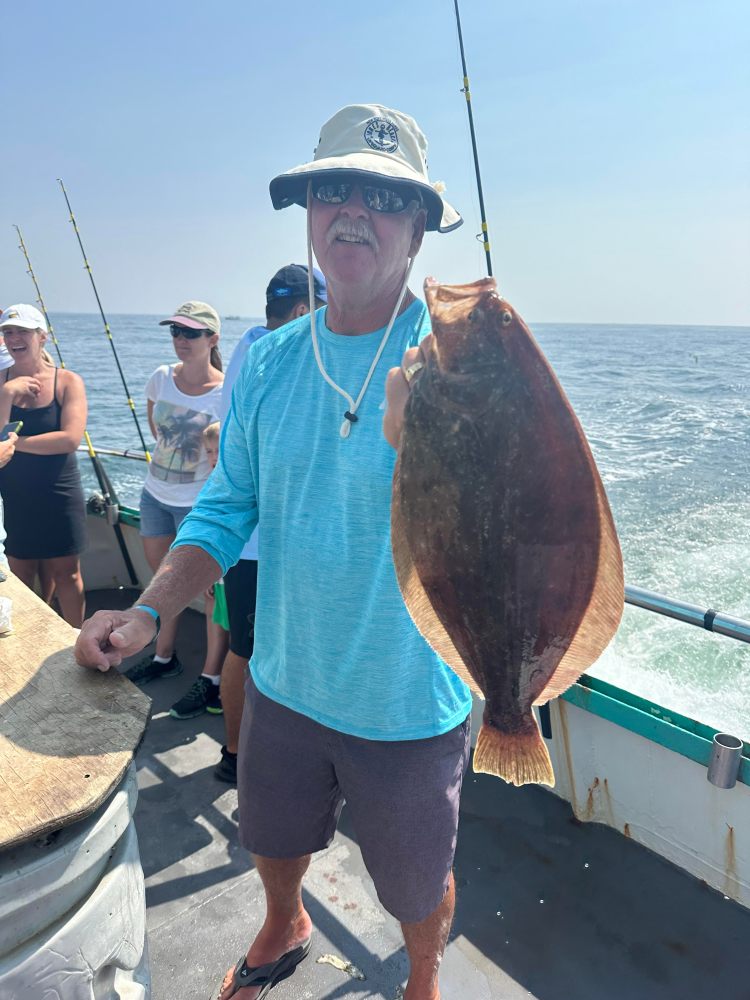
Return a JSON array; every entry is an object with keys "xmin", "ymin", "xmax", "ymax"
[{"xmin": 86, "ymin": 493, "xmax": 120, "ymax": 526}]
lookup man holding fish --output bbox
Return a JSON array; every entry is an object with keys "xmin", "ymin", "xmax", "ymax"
[{"xmin": 76, "ymin": 104, "xmax": 476, "ymax": 999}]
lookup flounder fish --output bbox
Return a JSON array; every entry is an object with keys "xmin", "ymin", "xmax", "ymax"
[{"xmin": 392, "ymin": 277, "xmax": 624, "ymax": 786}]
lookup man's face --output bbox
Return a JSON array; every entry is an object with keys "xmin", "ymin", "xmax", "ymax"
[{"xmin": 310, "ymin": 182, "xmax": 426, "ymax": 300}]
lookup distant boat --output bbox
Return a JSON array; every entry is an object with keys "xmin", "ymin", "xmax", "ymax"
[{"xmin": 224, "ymin": 315, "xmax": 242, "ymax": 321}]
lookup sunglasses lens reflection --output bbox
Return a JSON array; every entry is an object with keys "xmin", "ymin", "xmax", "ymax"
[
  {"xmin": 170, "ymin": 325, "xmax": 204, "ymax": 339},
  {"xmin": 313, "ymin": 181, "xmax": 417, "ymax": 214}
]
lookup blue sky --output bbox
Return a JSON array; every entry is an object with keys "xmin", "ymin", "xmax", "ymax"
[{"xmin": 2, "ymin": 0, "xmax": 748, "ymax": 324}]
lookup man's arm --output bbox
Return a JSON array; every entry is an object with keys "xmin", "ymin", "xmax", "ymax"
[
  {"xmin": 76, "ymin": 362, "xmax": 261, "ymax": 671},
  {"xmin": 75, "ymin": 545, "xmax": 221, "ymax": 670}
]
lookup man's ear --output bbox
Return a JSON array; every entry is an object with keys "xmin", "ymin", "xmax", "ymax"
[
  {"xmin": 291, "ymin": 302, "xmax": 310, "ymax": 320},
  {"xmin": 408, "ymin": 208, "xmax": 427, "ymax": 258}
]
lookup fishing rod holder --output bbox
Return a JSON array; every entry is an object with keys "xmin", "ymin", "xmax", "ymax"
[{"xmin": 707, "ymin": 734, "xmax": 743, "ymax": 789}]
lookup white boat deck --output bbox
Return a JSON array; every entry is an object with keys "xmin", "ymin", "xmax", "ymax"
[{"xmin": 91, "ymin": 590, "xmax": 750, "ymax": 1000}]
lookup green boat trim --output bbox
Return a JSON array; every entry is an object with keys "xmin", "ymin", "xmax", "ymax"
[{"xmin": 562, "ymin": 676, "xmax": 749, "ymax": 786}]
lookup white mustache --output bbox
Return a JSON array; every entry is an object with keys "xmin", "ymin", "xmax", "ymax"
[{"xmin": 327, "ymin": 218, "xmax": 378, "ymax": 250}]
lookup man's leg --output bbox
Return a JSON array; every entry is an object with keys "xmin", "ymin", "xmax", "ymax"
[
  {"xmin": 169, "ymin": 589, "xmax": 229, "ymax": 719},
  {"xmin": 401, "ymin": 873, "xmax": 455, "ymax": 1000},
  {"xmin": 220, "ymin": 650, "xmax": 247, "ymax": 753},
  {"xmin": 218, "ymin": 854, "xmax": 312, "ymax": 1000},
  {"xmin": 216, "ymin": 675, "xmax": 343, "ymax": 996},
  {"xmin": 217, "ymin": 558, "xmax": 256, "ymax": 765},
  {"xmin": 338, "ymin": 717, "xmax": 471, "ymax": 1000},
  {"xmin": 202, "ymin": 590, "xmax": 229, "ymax": 678}
]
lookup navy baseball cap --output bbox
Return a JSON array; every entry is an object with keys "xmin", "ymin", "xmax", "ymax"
[{"xmin": 266, "ymin": 264, "xmax": 327, "ymax": 304}]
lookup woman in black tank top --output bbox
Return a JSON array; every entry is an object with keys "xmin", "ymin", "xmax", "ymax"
[{"xmin": 0, "ymin": 311, "xmax": 88, "ymax": 627}]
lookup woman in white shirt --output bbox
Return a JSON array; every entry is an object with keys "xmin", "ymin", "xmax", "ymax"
[{"xmin": 126, "ymin": 301, "xmax": 225, "ymax": 688}]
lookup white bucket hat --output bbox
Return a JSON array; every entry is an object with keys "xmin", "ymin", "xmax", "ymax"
[
  {"xmin": 0, "ymin": 303, "xmax": 47, "ymax": 333},
  {"xmin": 270, "ymin": 103, "xmax": 463, "ymax": 234}
]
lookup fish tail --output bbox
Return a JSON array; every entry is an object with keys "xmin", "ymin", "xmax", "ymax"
[{"xmin": 473, "ymin": 721, "xmax": 555, "ymax": 788}]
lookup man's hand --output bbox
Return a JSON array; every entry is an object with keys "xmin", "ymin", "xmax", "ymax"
[
  {"xmin": 76, "ymin": 546, "xmax": 224, "ymax": 672},
  {"xmin": 383, "ymin": 336, "xmax": 431, "ymax": 449},
  {"xmin": 0, "ymin": 433, "xmax": 17, "ymax": 469},
  {"xmin": 75, "ymin": 608, "xmax": 159, "ymax": 672}
]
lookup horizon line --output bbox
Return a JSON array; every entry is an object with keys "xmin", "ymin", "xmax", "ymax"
[{"xmin": 37, "ymin": 311, "xmax": 750, "ymax": 331}]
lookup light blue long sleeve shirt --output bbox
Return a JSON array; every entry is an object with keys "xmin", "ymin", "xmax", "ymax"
[
  {"xmin": 174, "ymin": 300, "xmax": 471, "ymax": 740},
  {"xmin": 220, "ymin": 324, "xmax": 270, "ymax": 560}
]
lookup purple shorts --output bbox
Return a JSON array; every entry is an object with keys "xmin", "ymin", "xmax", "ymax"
[{"xmin": 238, "ymin": 673, "xmax": 471, "ymax": 924}]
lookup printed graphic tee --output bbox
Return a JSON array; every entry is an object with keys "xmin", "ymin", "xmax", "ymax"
[{"xmin": 143, "ymin": 364, "xmax": 223, "ymax": 507}]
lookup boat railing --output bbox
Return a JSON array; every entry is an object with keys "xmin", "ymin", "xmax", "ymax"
[
  {"xmin": 78, "ymin": 445, "xmax": 750, "ymax": 644},
  {"xmin": 625, "ymin": 586, "xmax": 750, "ymax": 645}
]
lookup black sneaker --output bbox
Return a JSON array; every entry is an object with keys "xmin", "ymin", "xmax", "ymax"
[
  {"xmin": 124, "ymin": 653, "xmax": 182, "ymax": 685},
  {"xmin": 169, "ymin": 676, "xmax": 223, "ymax": 719},
  {"xmin": 214, "ymin": 745, "xmax": 237, "ymax": 784}
]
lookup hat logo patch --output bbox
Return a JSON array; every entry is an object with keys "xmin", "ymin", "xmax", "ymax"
[{"xmin": 363, "ymin": 118, "xmax": 399, "ymax": 153}]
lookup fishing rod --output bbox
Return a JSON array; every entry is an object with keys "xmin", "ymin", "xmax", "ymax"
[
  {"xmin": 13, "ymin": 226, "xmax": 66, "ymax": 370},
  {"xmin": 14, "ymin": 224, "xmax": 138, "ymax": 586},
  {"xmin": 453, "ymin": 0, "xmax": 493, "ymax": 278},
  {"xmin": 57, "ymin": 179, "xmax": 152, "ymax": 462}
]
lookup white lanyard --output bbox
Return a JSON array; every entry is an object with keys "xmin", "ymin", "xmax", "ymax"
[{"xmin": 306, "ymin": 186, "xmax": 413, "ymax": 439}]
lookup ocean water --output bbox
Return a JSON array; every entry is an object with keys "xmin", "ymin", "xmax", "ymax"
[{"xmin": 41, "ymin": 313, "xmax": 750, "ymax": 739}]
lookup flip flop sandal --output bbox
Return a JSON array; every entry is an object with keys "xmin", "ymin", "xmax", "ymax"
[{"xmin": 213, "ymin": 937, "xmax": 312, "ymax": 999}]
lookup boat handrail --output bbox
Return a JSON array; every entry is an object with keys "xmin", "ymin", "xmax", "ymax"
[
  {"xmin": 77, "ymin": 447, "xmax": 750, "ymax": 644},
  {"xmin": 626, "ymin": 585, "xmax": 750, "ymax": 644}
]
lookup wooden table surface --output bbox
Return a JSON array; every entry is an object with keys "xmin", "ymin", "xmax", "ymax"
[{"xmin": 0, "ymin": 575, "xmax": 150, "ymax": 849}]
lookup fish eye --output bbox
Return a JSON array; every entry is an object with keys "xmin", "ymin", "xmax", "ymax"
[
  {"xmin": 502, "ymin": 311, "xmax": 512, "ymax": 326},
  {"xmin": 467, "ymin": 309, "xmax": 476, "ymax": 322}
]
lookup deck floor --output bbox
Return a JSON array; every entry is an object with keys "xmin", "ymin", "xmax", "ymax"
[{"xmin": 90, "ymin": 590, "xmax": 750, "ymax": 1000}]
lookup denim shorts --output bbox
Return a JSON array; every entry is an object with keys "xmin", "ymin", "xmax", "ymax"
[
  {"xmin": 139, "ymin": 488, "xmax": 192, "ymax": 538},
  {"xmin": 238, "ymin": 673, "xmax": 471, "ymax": 924}
]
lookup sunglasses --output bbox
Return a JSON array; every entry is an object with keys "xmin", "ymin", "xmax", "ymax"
[
  {"xmin": 170, "ymin": 324, "xmax": 210, "ymax": 339},
  {"xmin": 313, "ymin": 179, "xmax": 421, "ymax": 214}
]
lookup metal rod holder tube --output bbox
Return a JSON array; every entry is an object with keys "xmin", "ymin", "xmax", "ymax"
[{"xmin": 707, "ymin": 734, "xmax": 743, "ymax": 789}]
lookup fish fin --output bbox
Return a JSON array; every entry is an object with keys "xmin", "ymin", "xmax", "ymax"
[
  {"xmin": 391, "ymin": 460, "xmax": 482, "ymax": 696},
  {"xmin": 474, "ymin": 720, "xmax": 555, "ymax": 787},
  {"xmin": 535, "ymin": 466, "xmax": 625, "ymax": 704}
]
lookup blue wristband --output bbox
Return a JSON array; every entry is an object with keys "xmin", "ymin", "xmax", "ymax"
[{"xmin": 135, "ymin": 604, "xmax": 161, "ymax": 639}]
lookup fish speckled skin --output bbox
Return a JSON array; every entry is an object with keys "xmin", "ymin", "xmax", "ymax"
[{"xmin": 392, "ymin": 277, "xmax": 623, "ymax": 786}]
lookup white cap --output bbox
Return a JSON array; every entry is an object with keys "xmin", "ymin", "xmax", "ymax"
[
  {"xmin": 0, "ymin": 304, "xmax": 48, "ymax": 333},
  {"xmin": 270, "ymin": 104, "xmax": 462, "ymax": 234}
]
